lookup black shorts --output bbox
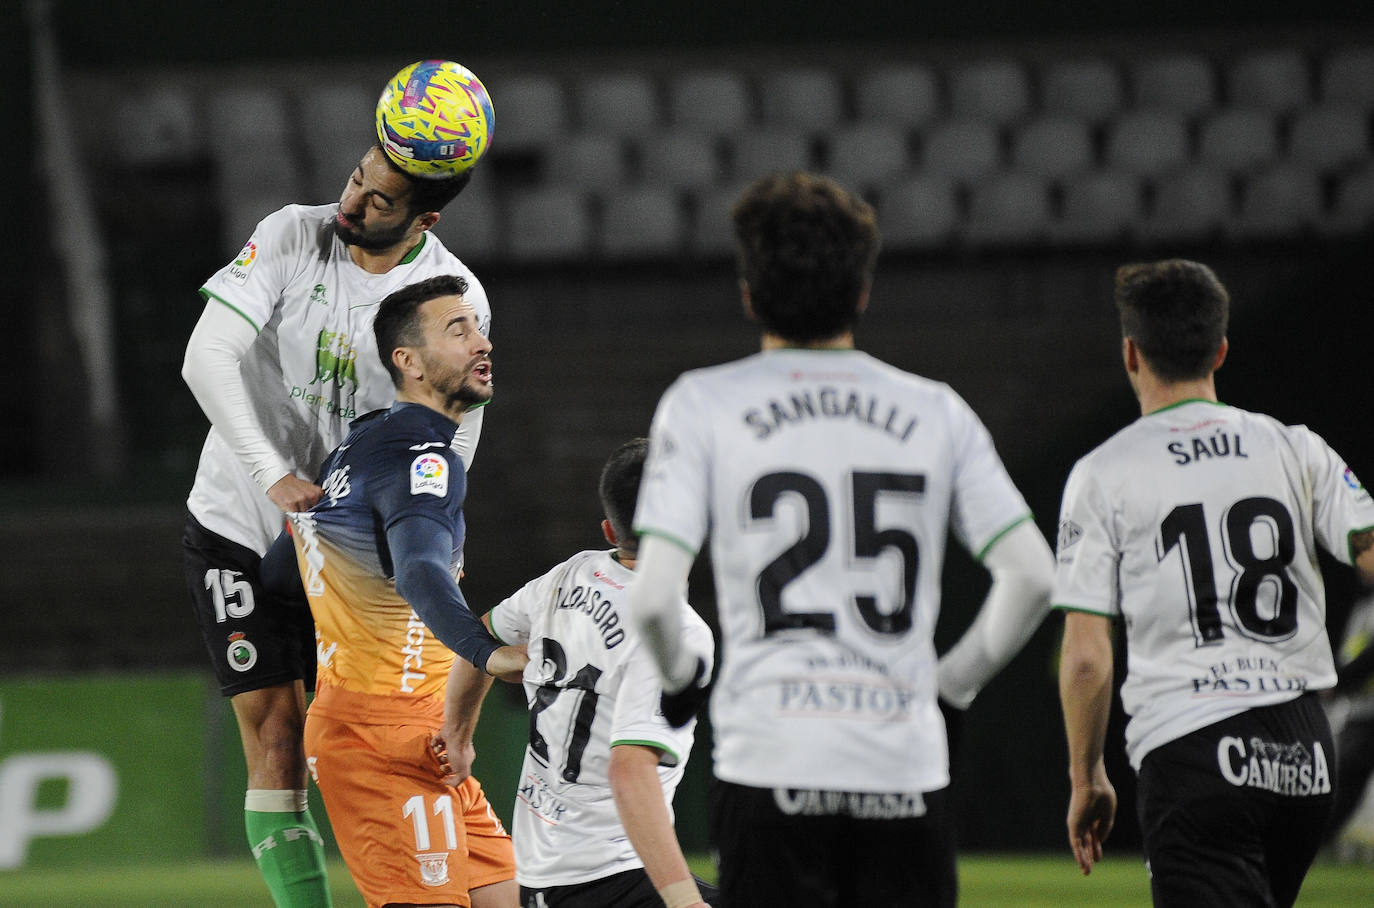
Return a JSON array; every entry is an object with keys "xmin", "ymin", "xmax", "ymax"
[
  {"xmin": 183, "ymin": 512, "xmax": 316, "ymax": 697},
  {"xmin": 1137, "ymin": 693, "xmax": 1335, "ymax": 908},
  {"xmin": 520, "ymin": 868, "xmax": 720, "ymax": 908},
  {"xmin": 711, "ymin": 778, "xmax": 955, "ymax": 908}
]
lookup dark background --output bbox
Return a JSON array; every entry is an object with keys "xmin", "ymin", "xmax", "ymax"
[{"xmin": 2, "ymin": 0, "xmax": 1372, "ymax": 856}]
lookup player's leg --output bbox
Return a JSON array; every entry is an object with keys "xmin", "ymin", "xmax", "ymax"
[
  {"xmin": 711, "ymin": 779, "xmax": 845, "ymax": 906},
  {"xmin": 1326, "ymin": 714, "xmax": 1374, "ymax": 839},
  {"xmin": 843, "ymin": 786, "xmax": 957, "ymax": 907},
  {"xmin": 184, "ymin": 514, "xmax": 330, "ymax": 907},
  {"xmin": 456, "ymin": 775, "xmax": 517, "ymax": 908},
  {"xmin": 1261, "ymin": 695, "xmax": 1336, "ymax": 907}
]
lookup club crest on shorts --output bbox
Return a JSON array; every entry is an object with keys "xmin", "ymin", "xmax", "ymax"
[
  {"xmin": 227, "ymin": 632, "xmax": 258, "ymax": 672},
  {"xmin": 416, "ymin": 851, "xmax": 451, "ymax": 886},
  {"xmin": 410, "ymin": 453, "xmax": 448, "ymax": 497}
]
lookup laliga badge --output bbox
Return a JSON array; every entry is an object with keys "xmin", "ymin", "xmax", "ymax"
[{"xmin": 410, "ymin": 453, "xmax": 448, "ymax": 497}]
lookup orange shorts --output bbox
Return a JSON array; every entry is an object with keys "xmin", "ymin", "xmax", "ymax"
[{"xmin": 305, "ymin": 708, "xmax": 514, "ymax": 907}]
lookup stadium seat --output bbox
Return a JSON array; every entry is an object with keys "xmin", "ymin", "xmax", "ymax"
[
  {"xmin": 1040, "ymin": 58, "xmax": 1126, "ymax": 123},
  {"xmin": 579, "ymin": 72, "xmax": 661, "ymax": 137},
  {"xmin": 878, "ymin": 174, "xmax": 961, "ymax": 249},
  {"xmin": 665, "ymin": 69, "xmax": 754, "ymax": 133},
  {"xmin": 600, "ymin": 186, "xmax": 687, "ymax": 259},
  {"xmin": 824, "ymin": 124, "xmax": 912, "ymax": 193},
  {"xmin": 111, "ymin": 83, "xmax": 199, "ymax": 167},
  {"xmin": 1288, "ymin": 105, "xmax": 1371, "ymax": 173},
  {"xmin": 758, "ymin": 67, "xmax": 844, "ymax": 131},
  {"xmin": 544, "ymin": 132, "xmax": 631, "ymax": 190},
  {"xmin": 295, "ymin": 82, "xmax": 377, "ymax": 202},
  {"xmin": 1011, "ymin": 116, "xmax": 1096, "ymax": 178},
  {"xmin": 1131, "ymin": 53, "xmax": 1217, "ymax": 116},
  {"xmin": 1327, "ymin": 163, "xmax": 1374, "ymax": 233},
  {"xmin": 1196, "ymin": 108, "xmax": 1279, "ymax": 173},
  {"xmin": 1105, "ymin": 110, "xmax": 1190, "ymax": 175},
  {"xmin": 689, "ymin": 181, "xmax": 749, "ymax": 257},
  {"xmin": 639, "ymin": 128, "xmax": 723, "ymax": 190},
  {"xmin": 854, "ymin": 63, "xmax": 942, "ymax": 129},
  {"xmin": 487, "ymin": 74, "xmax": 566, "ymax": 153},
  {"xmin": 920, "ymin": 119, "xmax": 1003, "ymax": 179},
  {"xmin": 1321, "ymin": 45, "xmax": 1374, "ymax": 109},
  {"xmin": 963, "ymin": 173, "xmax": 1051, "ymax": 246},
  {"xmin": 1139, "ymin": 166, "xmax": 1232, "ymax": 243},
  {"xmin": 1227, "ymin": 48, "xmax": 1311, "ymax": 114},
  {"xmin": 729, "ymin": 128, "xmax": 816, "ymax": 182},
  {"xmin": 209, "ymin": 86, "xmax": 292, "ymax": 149},
  {"xmin": 1053, "ymin": 170, "xmax": 1142, "ymax": 245},
  {"xmin": 948, "ymin": 58, "xmax": 1033, "ymax": 125},
  {"xmin": 1232, "ymin": 164, "xmax": 1322, "ymax": 238},
  {"xmin": 504, "ymin": 186, "xmax": 593, "ymax": 262},
  {"xmin": 429, "ymin": 180, "xmax": 501, "ymax": 261}
]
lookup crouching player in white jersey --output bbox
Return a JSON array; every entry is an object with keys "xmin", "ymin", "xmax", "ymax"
[
  {"xmin": 628, "ymin": 172, "xmax": 1057, "ymax": 906},
  {"xmin": 434, "ymin": 438, "xmax": 718, "ymax": 908},
  {"xmin": 181, "ymin": 142, "xmax": 490, "ymax": 906},
  {"xmin": 1055, "ymin": 259, "xmax": 1374, "ymax": 906}
]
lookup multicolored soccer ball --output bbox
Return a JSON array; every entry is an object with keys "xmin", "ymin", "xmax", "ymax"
[{"xmin": 375, "ymin": 60, "xmax": 494, "ymax": 180}]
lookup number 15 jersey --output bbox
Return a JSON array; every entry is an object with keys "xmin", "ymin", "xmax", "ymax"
[
  {"xmin": 634, "ymin": 349, "xmax": 1032, "ymax": 794},
  {"xmin": 1053, "ymin": 399, "xmax": 1374, "ymax": 769}
]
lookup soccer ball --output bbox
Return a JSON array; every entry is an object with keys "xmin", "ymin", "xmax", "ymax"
[{"xmin": 375, "ymin": 60, "xmax": 494, "ymax": 180}]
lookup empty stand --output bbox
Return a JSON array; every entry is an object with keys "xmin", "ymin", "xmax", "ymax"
[
  {"xmin": 921, "ymin": 119, "xmax": 1003, "ymax": 179},
  {"xmin": 1321, "ymin": 45, "xmax": 1374, "ymax": 109},
  {"xmin": 639, "ymin": 128, "xmax": 724, "ymax": 190},
  {"xmin": 487, "ymin": 74, "xmax": 566, "ymax": 154},
  {"xmin": 505, "ymin": 186, "xmax": 593, "ymax": 261},
  {"xmin": 1232, "ymin": 164, "xmax": 1322, "ymax": 238},
  {"xmin": 1131, "ymin": 53, "xmax": 1217, "ymax": 115},
  {"xmin": 964, "ymin": 173, "xmax": 1051, "ymax": 245},
  {"xmin": 824, "ymin": 124, "xmax": 912, "ymax": 193},
  {"xmin": 600, "ymin": 186, "xmax": 687, "ymax": 258},
  {"xmin": 1012, "ymin": 116, "xmax": 1096, "ymax": 178},
  {"xmin": 295, "ymin": 82, "xmax": 377, "ymax": 202},
  {"xmin": 1288, "ymin": 105, "xmax": 1371, "ymax": 173},
  {"xmin": 1106, "ymin": 110, "xmax": 1190, "ymax": 175},
  {"xmin": 1196, "ymin": 108, "xmax": 1279, "ymax": 173},
  {"xmin": 854, "ymin": 63, "xmax": 942, "ymax": 129},
  {"xmin": 948, "ymin": 59, "xmax": 1033, "ymax": 125},
  {"xmin": 1140, "ymin": 166, "xmax": 1232, "ymax": 243},
  {"xmin": 544, "ymin": 133, "xmax": 631, "ymax": 190},
  {"xmin": 111, "ymin": 83, "xmax": 199, "ymax": 167},
  {"xmin": 689, "ymin": 181, "xmax": 749, "ymax": 257},
  {"xmin": 758, "ymin": 67, "xmax": 845, "ymax": 130},
  {"xmin": 1040, "ymin": 58, "xmax": 1126, "ymax": 123},
  {"xmin": 1327, "ymin": 163, "xmax": 1374, "ymax": 233},
  {"xmin": 666, "ymin": 69, "xmax": 754, "ymax": 132},
  {"xmin": 1227, "ymin": 47, "xmax": 1311, "ymax": 113},
  {"xmin": 878, "ymin": 174, "xmax": 961, "ymax": 248},
  {"xmin": 728, "ymin": 128, "xmax": 816, "ymax": 182},
  {"xmin": 578, "ymin": 72, "xmax": 661, "ymax": 137},
  {"xmin": 1054, "ymin": 170, "xmax": 1141, "ymax": 244}
]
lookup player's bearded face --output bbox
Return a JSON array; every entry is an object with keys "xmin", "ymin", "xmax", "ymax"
[
  {"xmin": 333, "ymin": 214, "xmax": 413, "ymax": 250},
  {"xmin": 425, "ymin": 349, "xmax": 493, "ymax": 410}
]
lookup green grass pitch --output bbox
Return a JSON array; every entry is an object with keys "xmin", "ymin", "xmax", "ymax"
[{"xmin": 1, "ymin": 855, "xmax": 1369, "ymax": 906}]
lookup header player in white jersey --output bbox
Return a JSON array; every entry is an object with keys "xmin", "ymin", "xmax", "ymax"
[
  {"xmin": 437, "ymin": 439, "xmax": 717, "ymax": 908},
  {"xmin": 628, "ymin": 172, "xmax": 1056, "ymax": 906},
  {"xmin": 180, "ymin": 143, "xmax": 488, "ymax": 907},
  {"xmin": 1055, "ymin": 259, "xmax": 1374, "ymax": 907}
]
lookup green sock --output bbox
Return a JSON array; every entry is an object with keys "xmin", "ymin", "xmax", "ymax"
[{"xmin": 244, "ymin": 790, "xmax": 333, "ymax": 908}]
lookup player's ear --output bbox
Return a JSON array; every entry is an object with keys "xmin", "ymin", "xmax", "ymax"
[
  {"xmin": 740, "ymin": 280, "xmax": 758, "ymax": 322},
  {"xmin": 1121, "ymin": 337, "xmax": 1140, "ymax": 374},
  {"xmin": 414, "ymin": 210, "xmax": 441, "ymax": 233},
  {"xmin": 392, "ymin": 345, "xmax": 423, "ymax": 381},
  {"xmin": 1212, "ymin": 337, "xmax": 1229, "ymax": 372},
  {"xmin": 601, "ymin": 518, "xmax": 618, "ymax": 547}
]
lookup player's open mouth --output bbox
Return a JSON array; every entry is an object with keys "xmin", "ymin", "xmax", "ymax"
[{"xmin": 472, "ymin": 360, "xmax": 492, "ymax": 382}]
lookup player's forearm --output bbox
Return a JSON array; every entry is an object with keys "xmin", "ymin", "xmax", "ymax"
[
  {"xmin": 182, "ymin": 301, "xmax": 292, "ymax": 490},
  {"xmin": 443, "ymin": 656, "xmax": 493, "ymax": 739},
  {"xmin": 608, "ymin": 747, "xmax": 702, "ymax": 905},
  {"xmin": 1058, "ymin": 612, "xmax": 1114, "ymax": 785},
  {"xmin": 938, "ymin": 519, "xmax": 1056, "ymax": 708},
  {"xmin": 1353, "ymin": 529, "xmax": 1374, "ymax": 586},
  {"xmin": 629, "ymin": 535, "xmax": 707, "ymax": 692}
]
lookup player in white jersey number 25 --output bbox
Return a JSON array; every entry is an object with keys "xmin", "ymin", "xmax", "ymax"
[
  {"xmin": 629, "ymin": 172, "xmax": 1057, "ymax": 907},
  {"xmin": 1055, "ymin": 259, "xmax": 1374, "ymax": 907}
]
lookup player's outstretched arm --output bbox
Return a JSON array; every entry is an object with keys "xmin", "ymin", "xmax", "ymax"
[
  {"xmin": 432, "ymin": 656, "xmax": 492, "ymax": 787},
  {"xmin": 938, "ymin": 519, "xmax": 1056, "ymax": 709},
  {"xmin": 608, "ymin": 744, "xmax": 708, "ymax": 908},
  {"xmin": 1058, "ymin": 610, "xmax": 1117, "ymax": 876},
  {"xmin": 629, "ymin": 534, "xmax": 710, "ymax": 693},
  {"xmin": 183, "ymin": 300, "xmax": 319, "ymax": 509}
]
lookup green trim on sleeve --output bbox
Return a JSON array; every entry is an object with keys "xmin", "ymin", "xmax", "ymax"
[
  {"xmin": 974, "ymin": 514, "xmax": 1034, "ymax": 562},
  {"xmin": 1051, "ymin": 603, "xmax": 1117, "ymax": 619},
  {"xmin": 636, "ymin": 527, "xmax": 699, "ymax": 558},
  {"xmin": 482, "ymin": 611, "xmax": 509, "ymax": 646},
  {"xmin": 1348, "ymin": 524, "xmax": 1374, "ymax": 566},
  {"xmin": 199, "ymin": 288, "xmax": 261, "ymax": 333},
  {"xmin": 611, "ymin": 738, "xmax": 680, "ymax": 766}
]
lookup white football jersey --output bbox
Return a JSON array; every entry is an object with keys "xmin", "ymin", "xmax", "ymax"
[
  {"xmin": 186, "ymin": 203, "xmax": 490, "ymax": 554},
  {"xmin": 487, "ymin": 549, "xmax": 712, "ymax": 888},
  {"xmin": 634, "ymin": 349, "xmax": 1032, "ymax": 793},
  {"xmin": 1054, "ymin": 400, "xmax": 1374, "ymax": 769}
]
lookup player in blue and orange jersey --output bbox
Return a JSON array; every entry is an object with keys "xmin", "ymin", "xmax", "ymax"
[{"xmin": 262, "ymin": 274, "xmax": 524, "ymax": 908}]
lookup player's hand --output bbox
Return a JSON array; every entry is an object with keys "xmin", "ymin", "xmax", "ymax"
[
  {"xmin": 430, "ymin": 727, "xmax": 476, "ymax": 787},
  {"xmin": 1066, "ymin": 762, "xmax": 1116, "ymax": 876},
  {"xmin": 267, "ymin": 474, "xmax": 324, "ymax": 513},
  {"xmin": 660, "ymin": 657, "xmax": 711, "ymax": 728},
  {"xmin": 485, "ymin": 645, "xmax": 529, "ymax": 682}
]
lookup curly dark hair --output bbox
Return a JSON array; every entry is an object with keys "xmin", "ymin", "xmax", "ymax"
[
  {"xmin": 1115, "ymin": 259, "xmax": 1229, "ymax": 382},
  {"xmin": 730, "ymin": 172, "xmax": 880, "ymax": 344}
]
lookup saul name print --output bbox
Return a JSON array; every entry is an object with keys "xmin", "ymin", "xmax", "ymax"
[
  {"xmin": 1167, "ymin": 430, "xmax": 1248, "ymax": 466},
  {"xmin": 554, "ymin": 583, "xmax": 625, "ymax": 649},
  {"xmin": 742, "ymin": 385, "xmax": 917, "ymax": 442}
]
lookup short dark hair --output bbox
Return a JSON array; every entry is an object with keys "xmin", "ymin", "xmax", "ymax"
[
  {"xmin": 374, "ymin": 274, "xmax": 470, "ymax": 386},
  {"xmin": 730, "ymin": 171, "xmax": 880, "ymax": 344},
  {"xmin": 598, "ymin": 438, "xmax": 649, "ymax": 554},
  {"xmin": 373, "ymin": 143, "xmax": 474, "ymax": 219},
  {"xmin": 1114, "ymin": 259, "xmax": 1229, "ymax": 382}
]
